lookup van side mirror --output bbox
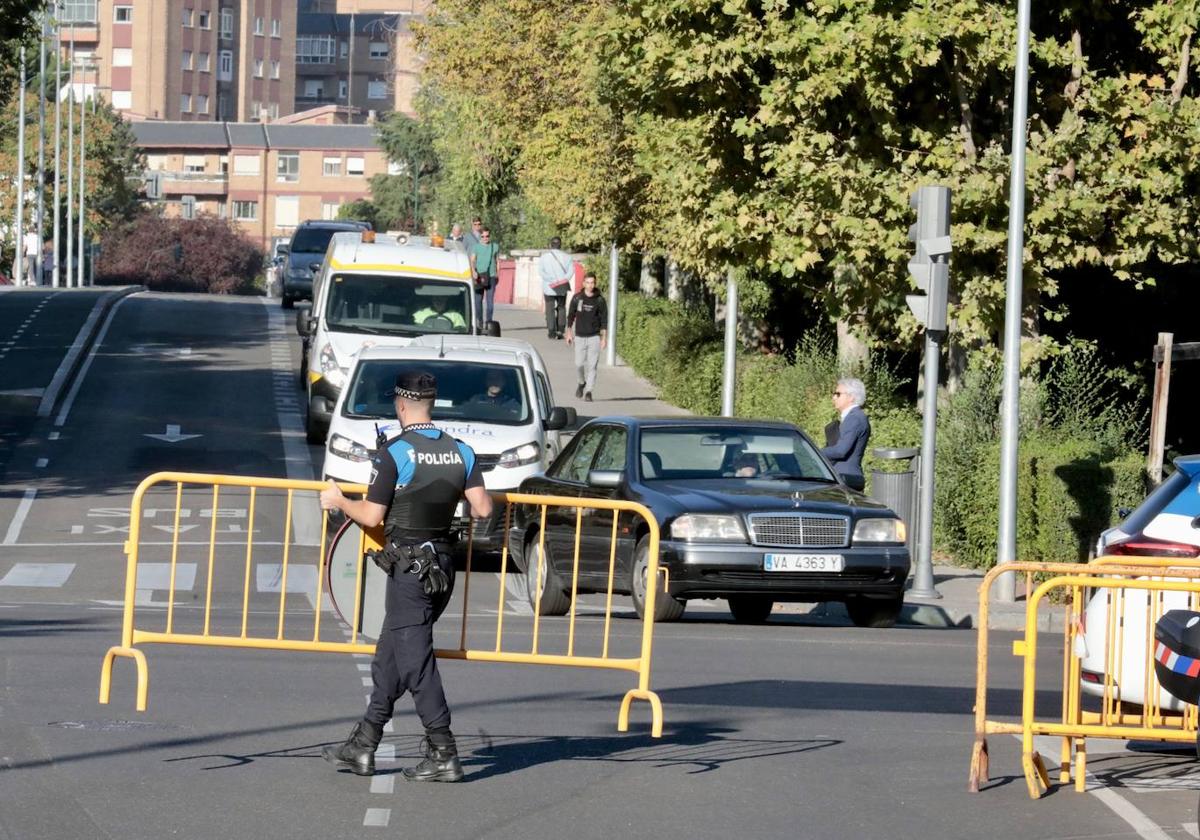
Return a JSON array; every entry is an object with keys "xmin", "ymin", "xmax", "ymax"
[
  {"xmin": 277, "ymin": 244, "xmax": 290, "ymax": 256},
  {"xmin": 296, "ymin": 310, "xmax": 313, "ymax": 337},
  {"xmin": 484, "ymin": 320, "xmax": 502, "ymax": 337},
  {"xmin": 545, "ymin": 406, "xmax": 569, "ymax": 431},
  {"xmin": 587, "ymin": 470, "xmax": 624, "ymax": 489},
  {"xmin": 309, "ymin": 261, "xmax": 322, "ymax": 273}
]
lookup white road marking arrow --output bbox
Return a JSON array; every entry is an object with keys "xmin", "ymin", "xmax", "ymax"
[{"xmin": 144, "ymin": 424, "xmax": 202, "ymax": 443}]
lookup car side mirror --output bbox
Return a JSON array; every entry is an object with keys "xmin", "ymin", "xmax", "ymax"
[
  {"xmin": 309, "ymin": 261, "xmax": 322, "ymax": 273},
  {"xmin": 296, "ymin": 310, "xmax": 313, "ymax": 337},
  {"xmin": 545, "ymin": 406, "xmax": 569, "ymax": 431},
  {"xmin": 587, "ymin": 469, "xmax": 623, "ymax": 488},
  {"xmin": 277, "ymin": 244, "xmax": 289, "ymax": 256},
  {"xmin": 484, "ymin": 320, "xmax": 502, "ymax": 337}
]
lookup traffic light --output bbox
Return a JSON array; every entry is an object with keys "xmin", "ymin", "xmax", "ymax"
[{"xmin": 905, "ymin": 185, "xmax": 952, "ymax": 331}]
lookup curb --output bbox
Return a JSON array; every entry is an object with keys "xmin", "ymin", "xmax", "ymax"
[{"xmin": 37, "ymin": 285, "xmax": 143, "ymax": 419}]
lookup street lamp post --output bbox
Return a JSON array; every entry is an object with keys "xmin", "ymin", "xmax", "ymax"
[
  {"xmin": 76, "ymin": 78, "xmax": 86, "ymax": 288},
  {"xmin": 52, "ymin": 7, "xmax": 62, "ymax": 287},
  {"xmin": 36, "ymin": 8, "xmax": 47, "ymax": 286},
  {"xmin": 15, "ymin": 47, "xmax": 27, "ymax": 287},
  {"xmin": 65, "ymin": 25, "xmax": 74, "ymax": 287}
]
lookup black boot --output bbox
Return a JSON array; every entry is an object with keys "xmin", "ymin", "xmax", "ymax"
[
  {"xmin": 402, "ymin": 732, "xmax": 464, "ymax": 782},
  {"xmin": 322, "ymin": 720, "xmax": 383, "ymax": 776}
]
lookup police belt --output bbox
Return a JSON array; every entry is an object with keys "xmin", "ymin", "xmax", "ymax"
[{"xmin": 372, "ymin": 540, "xmax": 448, "ymax": 575}]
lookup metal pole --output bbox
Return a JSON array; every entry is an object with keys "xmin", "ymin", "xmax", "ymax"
[
  {"xmin": 65, "ymin": 27, "xmax": 74, "ymax": 288},
  {"xmin": 15, "ymin": 47, "xmax": 27, "ymax": 287},
  {"xmin": 605, "ymin": 242, "xmax": 618, "ymax": 367},
  {"xmin": 995, "ymin": 0, "xmax": 1033, "ymax": 603},
  {"xmin": 76, "ymin": 78, "xmax": 86, "ymax": 288},
  {"xmin": 36, "ymin": 9, "xmax": 47, "ymax": 286},
  {"xmin": 721, "ymin": 267, "xmax": 737, "ymax": 417},
  {"xmin": 52, "ymin": 12, "xmax": 62, "ymax": 287},
  {"xmin": 910, "ymin": 329, "xmax": 942, "ymax": 599}
]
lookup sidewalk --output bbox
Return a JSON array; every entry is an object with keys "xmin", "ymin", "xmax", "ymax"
[{"xmin": 492, "ymin": 303, "xmax": 1037, "ymax": 633}]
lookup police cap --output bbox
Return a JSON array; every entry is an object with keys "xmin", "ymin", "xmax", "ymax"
[{"xmin": 394, "ymin": 370, "xmax": 438, "ymax": 400}]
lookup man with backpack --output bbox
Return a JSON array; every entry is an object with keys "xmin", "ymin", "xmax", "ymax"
[{"xmin": 537, "ymin": 237, "xmax": 574, "ymax": 339}]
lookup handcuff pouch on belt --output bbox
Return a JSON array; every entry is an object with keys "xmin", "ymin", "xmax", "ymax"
[{"xmin": 367, "ymin": 540, "xmax": 451, "ymax": 596}]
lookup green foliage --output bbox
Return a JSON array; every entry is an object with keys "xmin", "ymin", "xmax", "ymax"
[{"xmin": 337, "ymin": 199, "xmax": 380, "ymax": 231}]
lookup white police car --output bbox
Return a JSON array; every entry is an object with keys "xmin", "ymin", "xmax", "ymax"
[{"xmin": 323, "ymin": 337, "xmax": 574, "ymax": 547}]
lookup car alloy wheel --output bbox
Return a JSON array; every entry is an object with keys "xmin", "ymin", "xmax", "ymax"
[
  {"xmin": 629, "ymin": 536, "xmax": 685, "ymax": 622},
  {"xmin": 523, "ymin": 536, "xmax": 571, "ymax": 616}
]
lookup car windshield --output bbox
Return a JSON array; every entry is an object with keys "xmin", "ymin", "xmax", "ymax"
[
  {"xmin": 638, "ymin": 426, "xmax": 833, "ymax": 481},
  {"xmin": 325, "ymin": 274, "xmax": 472, "ymax": 337},
  {"xmin": 343, "ymin": 360, "xmax": 531, "ymax": 426},
  {"xmin": 290, "ymin": 227, "xmax": 342, "ymax": 253}
]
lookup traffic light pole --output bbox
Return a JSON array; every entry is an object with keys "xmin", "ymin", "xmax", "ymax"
[{"xmin": 910, "ymin": 323, "xmax": 942, "ymax": 599}]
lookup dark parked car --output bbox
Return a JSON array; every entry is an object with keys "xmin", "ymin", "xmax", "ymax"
[
  {"xmin": 279, "ymin": 219, "xmax": 371, "ymax": 309},
  {"xmin": 506, "ymin": 416, "xmax": 910, "ymax": 626}
]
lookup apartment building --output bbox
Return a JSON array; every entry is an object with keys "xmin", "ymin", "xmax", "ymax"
[
  {"xmin": 133, "ymin": 121, "xmax": 389, "ymax": 247},
  {"xmin": 58, "ymin": 0, "xmax": 296, "ymax": 123}
]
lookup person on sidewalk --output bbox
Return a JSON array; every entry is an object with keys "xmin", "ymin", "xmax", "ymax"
[
  {"xmin": 22, "ymin": 230, "xmax": 39, "ymax": 286},
  {"xmin": 820, "ymin": 377, "xmax": 871, "ymax": 491},
  {"xmin": 537, "ymin": 237, "xmax": 574, "ymax": 339},
  {"xmin": 469, "ymin": 227, "xmax": 500, "ymax": 326},
  {"xmin": 565, "ymin": 273, "xmax": 607, "ymax": 402},
  {"xmin": 41, "ymin": 240, "xmax": 54, "ymax": 287},
  {"xmin": 318, "ymin": 370, "xmax": 493, "ymax": 782}
]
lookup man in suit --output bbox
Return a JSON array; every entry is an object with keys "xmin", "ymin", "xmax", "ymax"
[{"xmin": 821, "ymin": 378, "xmax": 870, "ymax": 491}]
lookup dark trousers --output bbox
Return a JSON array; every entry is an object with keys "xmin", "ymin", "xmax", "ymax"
[
  {"xmin": 544, "ymin": 294, "xmax": 566, "ymax": 337},
  {"xmin": 474, "ymin": 278, "xmax": 496, "ymax": 327},
  {"xmin": 365, "ymin": 622, "xmax": 451, "ymax": 732},
  {"xmin": 843, "ymin": 473, "xmax": 865, "ymax": 492}
]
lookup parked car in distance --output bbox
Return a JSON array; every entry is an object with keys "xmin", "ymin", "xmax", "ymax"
[
  {"xmin": 1079, "ymin": 456, "xmax": 1200, "ymax": 710},
  {"xmin": 506, "ymin": 416, "xmax": 910, "ymax": 625},
  {"xmin": 280, "ymin": 219, "xmax": 371, "ymax": 309}
]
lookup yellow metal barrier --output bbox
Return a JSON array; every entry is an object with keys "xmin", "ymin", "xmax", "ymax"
[
  {"xmin": 968, "ymin": 557, "xmax": 1200, "ymax": 798},
  {"xmin": 99, "ymin": 472, "xmax": 666, "ymax": 737}
]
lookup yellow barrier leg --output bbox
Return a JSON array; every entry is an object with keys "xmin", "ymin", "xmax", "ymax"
[
  {"xmin": 1075, "ymin": 740, "xmax": 1087, "ymax": 793},
  {"xmin": 618, "ymin": 689, "xmax": 663, "ymax": 738},
  {"xmin": 967, "ymin": 737, "xmax": 989, "ymax": 792},
  {"xmin": 1021, "ymin": 750, "xmax": 1050, "ymax": 799},
  {"xmin": 1058, "ymin": 736, "xmax": 1072, "ymax": 784},
  {"xmin": 99, "ymin": 646, "xmax": 149, "ymax": 712}
]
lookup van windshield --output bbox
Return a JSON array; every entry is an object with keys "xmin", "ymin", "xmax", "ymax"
[
  {"xmin": 344, "ymin": 360, "xmax": 531, "ymax": 426},
  {"xmin": 325, "ymin": 274, "xmax": 472, "ymax": 337}
]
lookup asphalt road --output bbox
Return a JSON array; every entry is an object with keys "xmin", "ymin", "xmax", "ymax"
[{"xmin": 2, "ymin": 290, "xmax": 1198, "ymax": 840}]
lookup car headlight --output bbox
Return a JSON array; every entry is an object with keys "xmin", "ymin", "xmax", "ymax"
[
  {"xmin": 852, "ymin": 518, "xmax": 906, "ymax": 544},
  {"xmin": 319, "ymin": 343, "xmax": 347, "ymax": 388},
  {"xmin": 328, "ymin": 433, "xmax": 372, "ymax": 463},
  {"xmin": 670, "ymin": 514, "xmax": 747, "ymax": 542},
  {"xmin": 497, "ymin": 442, "xmax": 540, "ymax": 468}
]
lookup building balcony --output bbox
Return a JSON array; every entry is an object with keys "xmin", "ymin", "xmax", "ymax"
[{"xmin": 161, "ymin": 171, "xmax": 229, "ymax": 196}]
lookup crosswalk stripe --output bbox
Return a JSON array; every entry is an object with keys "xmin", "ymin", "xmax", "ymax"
[{"xmin": 0, "ymin": 563, "xmax": 75, "ymax": 587}]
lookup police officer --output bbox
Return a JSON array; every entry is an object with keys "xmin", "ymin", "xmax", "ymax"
[{"xmin": 319, "ymin": 370, "xmax": 493, "ymax": 782}]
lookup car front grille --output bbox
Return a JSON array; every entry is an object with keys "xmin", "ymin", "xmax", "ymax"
[
  {"xmin": 746, "ymin": 513, "xmax": 849, "ymax": 548},
  {"xmin": 476, "ymin": 454, "xmax": 500, "ymax": 472}
]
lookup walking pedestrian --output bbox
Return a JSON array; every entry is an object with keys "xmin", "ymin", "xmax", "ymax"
[
  {"xmin": 319, "ymin": 370, "xmax": 493, "ymax": 782},
  {"xmin": 820, "ymin": 377, "xmax": 871, "ymax": 491},
  {"xmin": 537, "ymin": 236, "xmax": 573, "ymax": 339},
  {"xmin": 41, "ymin": 240, "xmax": 54, "ymax": 286},
  {"xmin": 463, "ymin": 216, "xmax": 483, "ymax": 253},
  {"xmin": 469, "ymin": 227, "xmax": 500, "ymax": 326},
  {"xmin": 565, "ymin": 273, "xmax": 607, "ymax": 402},
  {"xmin": 22, "ymin": 229, "xmax": 39, "ymax": 286}
]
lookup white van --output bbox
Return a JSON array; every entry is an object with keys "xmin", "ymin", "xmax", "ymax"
[
  {"xmin": 323, "ymin": 337, "xmax": 575, "ymax": 548},
  {"xmin": 297, "ymin": 231, "xmax": 498, "ymax": 442}
]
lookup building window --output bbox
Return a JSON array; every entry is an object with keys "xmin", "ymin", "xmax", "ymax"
[
  {"xmin": 198, "ymin": 10, "xmax": 210, "ymax": 28},
  {"xmin": 198, "ymin": 52, "xmax": 211, "ymax": 72},
  {"xmin": 297, "ymin": 35, "xmax": 335, "ymax": 64},
  {"xmin": 304, "ymin": 79, "xmax": 323, "ymax": 98},
  {"xmin": 59, "ymin": 0, "xmax": 98, "ymax": 24},
  {"xmin": 233, "ymin": 200, "xmax": 258, "ymax": 221},
  {"xmin": 271, "ymin": 18, "xmax": 280, "ymax": 37},
  {"xmin": 322, "ymin": 156, "xmax": 342, "ymax": 177},
  {"xmin": 270, "ymin": 59, "xmax": 280, "ymax": 79},
  {"xmin": 276, "ymin": 152, "xmax": 299, "ymax": 182},
  {"xmin": 321, "ymin": 201, "xmax": 341, "ymax": 221},
  {"xmin": 369, "ymin": 41, "xmax": 388, "ymax": 60},
  {"xmin": 219, "ymin": 154, "xmax": 229, "ymax": 173},
  {"xmin": 340, "ymin": 40, "xmax": 349, "ymax": 58},
  {"xmin": 184, "ymin": 154, "xmax": 206, "ymax": 173},
  {"xmin": 253, "ymin": 59, "xmax": 263, "ymax": 78},
  {"xmin": 346, "ymin": 156, "xmax": 365, "ymax": 176},
  {"xmin": 113, "ymin": 5, "xmax": 132, "ymax": 22},
  {"xmin": 181, "ymin": 50, "xmax": 193, "ymax": 71},
  {"xmin": 112, "ymin": 48, "xmax": 133, "ymax": 67},
  {"xmin": 338, "ymin": 80, "xmax": 348, "ymax": 99},
  {"xmin": 233, "ymin": 154, "xmax": 260, "ymax": 176},
  {"xmin": 182, "ymin": 8, "xmax": 193, "ymax": 26},
  {"xmin": 218, "ymin": 50, "xmax": 233, "ymax": 81},
  {"xmin": 367, "ymin": 80, "xmax": 387, "ymax": 100},
  {"xmin": 275, "ymin": 196, "xmax": 299, "ymax": 228},
  {"xmin": 196, "ymin": 94, "xmax": 209, "ymax": 114},
  {"xmin": 254, "ymin": 16, "xmax": 263, "ymax": 34},
  {"xmin": 111, "ymin": 90, "xmax": 132, "ymax": 109},
  {"xmin": 219, "ymin": 8, "xmax": 233, "ymax": 38},
  {"xmin": 181, "ymin": 94, "xmax": 192, "ymax": 112},
  {"xmin": 267, "ymin": 102, "xmax": 279, "ymax": 119}
]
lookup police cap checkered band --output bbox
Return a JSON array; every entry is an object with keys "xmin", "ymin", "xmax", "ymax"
[{"xmin": 394, "ymin": 371, "xmax": 437, "ymax": 400}]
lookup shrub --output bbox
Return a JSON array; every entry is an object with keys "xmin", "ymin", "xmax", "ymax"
[{"xmin": 96, "ymin": 212, "xmax": 263, "ymax": 294}]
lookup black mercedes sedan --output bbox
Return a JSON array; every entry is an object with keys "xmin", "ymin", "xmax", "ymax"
[{"xmin": 505, "ymin": 416, "xmax": 910, "ymax": 626}]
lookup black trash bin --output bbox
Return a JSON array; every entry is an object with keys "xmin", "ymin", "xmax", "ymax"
[{"xmin": 870, "ymin": 447, "xmax": 919, "ymax": 557}]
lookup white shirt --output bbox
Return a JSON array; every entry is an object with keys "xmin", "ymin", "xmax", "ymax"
[
  {"xmin": 23, "ymin": 231, "xmax": 39, "ymax": 256},
  {"xmin": 840, "ymin": 404, "xmax": 859, "ymax": 421}
]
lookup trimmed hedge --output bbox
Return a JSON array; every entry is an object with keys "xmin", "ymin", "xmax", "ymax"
[{"xmin": 617, "ymin": 293, "xmax": 1149, "ymax": 567}]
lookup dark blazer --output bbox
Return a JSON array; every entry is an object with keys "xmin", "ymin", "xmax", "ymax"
[{"xmin": 821, "ymin": 406, "xmax": 870, "ymax": 484}]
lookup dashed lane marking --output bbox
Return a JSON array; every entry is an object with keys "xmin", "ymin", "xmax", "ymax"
[
  {"xmin": 0, "ymin": 563, "xmax": 75, "ymax": 587},
  {"xmin": 363, "ymin": 809, "xmax": 390, "ymax": 828},
  {"xmin": 3, "ymin": 489, "xmax": 37, "ymax": 545}
]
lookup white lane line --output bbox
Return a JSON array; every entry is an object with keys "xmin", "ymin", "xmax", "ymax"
[
  {"xmin": 3, "ymin": 489, "xmax": 37, "ymax": 545},
  {"xmin": 135, "ymin": 563, "xmax": 198, "ymax": 591},
  {"xmin": 35, "ymin": 457, "xmax": 48, "ymax": 468},
  {"xmin": 356, "ymin": 663, "xmax": 371, "ymax": 672},
  {"xmin": 361, "ymin": 677, "xmax": 373, "ymax": 687},
  {"xmin": 48, "ymin": 431, "xmax": 60, "ymax": 440},
  {"xmin": 1089, "ymin": 787, "xmax": 1173, "ymax": 840},
  {"xmin": 0, "ymin": 563, "xmax": 75, "ymax": 587},
  {"xmin": 369, "ymin": 776, "xmax": 394, "ymax": 794},
  {"xmin": 53, "ymin": 294, "xmax": 135, "ymax": 426},
  {"xmin": 376, "ymin": 744, "xmax": 395, "ymax": 761},
  {"xmin": 70, "ymin": 525, "xmax": 83, "ymax": 535},
  {"xmin": 363, "ymin": 809, "xmax": 390, "ymax": 828}
]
